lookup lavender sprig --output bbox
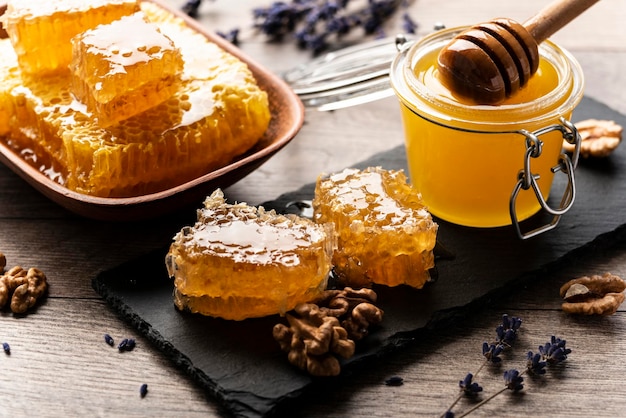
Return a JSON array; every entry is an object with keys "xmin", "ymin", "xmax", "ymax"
[
  {"xmin": 443, "ymin": 314, "xmax": 572, "ymax": 417},
  {"xmin": 184, "ymin": 0, "xmax": 419, "ymax": 54},
  {"xmin": 258, "ymin": 0, "xmax": 409, "ymax": 54},
  {"xmin": 495, "ymin": 314, "xmax": 522, "ymax": 347},
  {"xmin": 441, "ymin": 315, "xmax": 521, "ymax": 418}
]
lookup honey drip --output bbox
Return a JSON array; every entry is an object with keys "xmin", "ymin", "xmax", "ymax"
[
  {"xmin": 312, "ymin": 167, "xmax": 438, "ymax": 288},
  {"xmin": 165, "ymin": 190, "xmax": 334, "ymax": 321}
]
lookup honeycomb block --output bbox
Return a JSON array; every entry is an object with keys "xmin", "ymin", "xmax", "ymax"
[
  {"xmin": 2, "ymin": 3, "xmax": 271, "ymax": 198},
  {"xmin": 1, "ymin": 0, "xmax": 139, "ymax": 75},
  {"xmin": 70, "ymin": 12, "xmax": 184, "ymax": 127},
  {"xmin": 165, "ymin": 189, "xmax": 334, "ymax": 320},
  {"xmin": 312, "ymin": 167, "xmax": 439, "ymax": 289},
  {"xmin": 0, "ymin": 39, "xmax": 20, "ymax": 136}
]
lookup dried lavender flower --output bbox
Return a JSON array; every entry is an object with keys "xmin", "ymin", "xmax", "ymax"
[
  {"xmin": 482, "ymin": 342, "xmax": 503, "ymax": 363},
  {"xmin": 181, "ymin": 0, "xmax": 203, "ymax": 18},
  {"xmin": 118, "ymin": 338, "xmax": 136, "ymax": 352},
  {"xmin": 539, "ymin": 336, "xmax": 571, "ymax": 365},
  {"xmin": 503, "ymin": 369, "xmax": 524, "ymax": 392},
  {"xmin": 526, "ymin": 351, "xmax": 547, "ymax": 375},
  {"xmin": 2, "ymin": 342, "xmax": 10, "ymax": 355},
  {"xmin": 459, "ymin": 373, "xmax": 483, "ymax": 396},
  {"xmin": 216, "ymin": 28, "xmax": 240, "ymax": 46},
  {"xmin": 104, "ymin": 333, "xmax": 115, "ymax": 347},
  {"xmin": 384, "ymin": 376, "xmax": 404, "ymax": 386},
  {"xmin": 495, "ymin": 314, "xmax": 522, "ymax": 346},
  {"xmin": 401, "ymin": 12, "xmax": 417, "ymax": 33},
  {"xmin": 140, "ymin": 383, "xmax": 148, "ymax": 398}
]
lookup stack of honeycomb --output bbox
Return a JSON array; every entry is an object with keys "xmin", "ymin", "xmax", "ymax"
[
  {"xmin": 166, "ymin": 189, "xmax": 335, "ymax": 320},
  {"xmin": 0, "ymin": 1, "xmax": 271, "ymax": 197},
  {"xmin": 312, "ymin": 167, "xmax": 438, "ymax": 289},
  {"xmin": 0, "ymin": 43, "xmax": 19, "ymax": 137}
]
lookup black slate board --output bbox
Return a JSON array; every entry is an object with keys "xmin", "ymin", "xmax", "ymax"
[{"xmin": 93, "ymin": 96, "xmax": 626, "ymax": 418}]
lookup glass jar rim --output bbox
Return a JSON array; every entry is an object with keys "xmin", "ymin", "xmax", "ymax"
[{"xmin": 390, "ymin": 26, "xmax": 585, "ymax": 130}]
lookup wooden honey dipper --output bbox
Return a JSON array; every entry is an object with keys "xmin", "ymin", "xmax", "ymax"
[{"xmin": 437, "ymin": 0, "xmax": 600, "ymax": 104}]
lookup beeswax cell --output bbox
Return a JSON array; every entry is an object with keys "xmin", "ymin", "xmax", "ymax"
[
  {"xmin": 166, "ymin": 190, "xmax": 334, "ymax": 320},
  {"xmin": 312, "ymin": 167, "xmax": 439, "ymax": 289},
  {"xmin": 71, "ymin": 12, "xmax": 184, "ymax": 126},
  {"xmin": 1, "ymin": 0, "xmax": 139, "ymax": 75}
]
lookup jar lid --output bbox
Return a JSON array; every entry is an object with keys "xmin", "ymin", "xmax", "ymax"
[{"xmin": 283, "ymin": 34, "xmax": 417, "ymax": 111}]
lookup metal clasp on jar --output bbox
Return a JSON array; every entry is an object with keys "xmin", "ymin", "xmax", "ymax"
[{"xmin": 510, "ymin": 117, "xmax": 581, "ymax": 239}]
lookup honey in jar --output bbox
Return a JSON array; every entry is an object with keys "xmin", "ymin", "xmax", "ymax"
[{"xmin": 390, "ymin": 28, "xmax": 584, "ymax": 230}]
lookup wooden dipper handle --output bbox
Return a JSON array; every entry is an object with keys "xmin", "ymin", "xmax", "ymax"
[
  {"xmin": 525, "ymin": 0, "xmax": 601, "ymax": 44},
  {"xmin": 436, "ymin": 0, "xmax": 601, "ymax": 104}
]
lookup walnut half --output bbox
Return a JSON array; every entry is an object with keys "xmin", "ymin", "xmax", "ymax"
[
  {"xmin": 273, "ymin": 303, "xmax": 355, "ymax": 377},
  {"xmin": 563, "ymin": 119, "xmax": 623, "ymax": 158},
  {"xmin": 0, "ymin": 266, "xmax": 48, "ymax": 314},
  {"xmin": 560, "ymin": 273, "xmax": 626, "ymax": 316},
  {"xmin": 273, "ymin": 287, "xmax": 385, "ymax": 376},
  {"xmin": 312, "ymin": 287, "xmax": 384, "ymax": 341}
]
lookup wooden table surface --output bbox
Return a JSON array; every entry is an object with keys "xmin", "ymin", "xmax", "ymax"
[{"xmin": 1, "ymin": 0, "xmax": 625, "ymax": 416}]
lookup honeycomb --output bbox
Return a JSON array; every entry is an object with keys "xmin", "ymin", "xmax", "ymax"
[
  {"xmin": 1, "ymin": 0, "xmax": 140, "ymax": 74},
  {"xmin": 165, "ymin": 189, "xmax": 335, "ymax": 321},
  {"xmin": 0, "ymin": 2, "xmax": 271, "ymax": 197},
  {"xmin": 312, "ymin": 167, "xmax": 438, "ymax": 289},
  {"xmin": 0, "ymin": 42, "xmax": 19, "ymax": 136},
  {"xmin": 70, "ymin": 12, "xmax": 184, "ymax": 126}
]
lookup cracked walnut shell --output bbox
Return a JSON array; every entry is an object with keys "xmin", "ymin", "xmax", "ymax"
[
  {"xmin": 563, "ymin": 119, "xmax": 623, "ymax": 158},
  {"xmin": 560, "ymin": 272, "xmax": 626, "ymax": 316}
]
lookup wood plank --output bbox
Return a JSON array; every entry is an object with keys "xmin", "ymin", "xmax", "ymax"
[
  {"xmin": 0, "ymin": 299, "xmax": 219, "ymax": 416},
  {"xmin": 0, "ymin": 218, "xmax": 187, "ymax": 297},
  {"xmin": 0, "ymin": 0, "xmax": 625, "ymax": 416}
]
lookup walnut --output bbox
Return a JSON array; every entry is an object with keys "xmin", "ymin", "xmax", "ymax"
[
  {"xmin": 313, "ymin": 287, "xmax": 384, "ymax": 340},
  {"xmin": 563, "ymin": 119, "xmax": 623, "ymax": 158},
  {"xmin": 560, "ymin": 272, "xmax": 626, "ymax": 315},
  {"xmin": 273, "ymin": 303, "xmax": 355, "ymax": 377},
  {"xmin": 0, "ymin": 252, "xmax": 6, "ymax": 272},
  {"xmin": 0, "ymin": 266, "xmax": 48, "ymax": 314}
]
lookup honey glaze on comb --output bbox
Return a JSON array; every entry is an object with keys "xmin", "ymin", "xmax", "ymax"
[
  {"xmin": 190, "ymin": 205, "xmax": 326, "ymax": 266},
  {"xmin": 166, "ymin": 189, "xmax": 334, "ymax": 320},
  {"xmin": 313, "ymin": 167, "xmax": 438, "ymax": 289}
]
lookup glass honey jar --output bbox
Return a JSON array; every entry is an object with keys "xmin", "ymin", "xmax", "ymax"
[{"xmin": 389, "ymin": 28, "xmax": 584, "ymax": 238}]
